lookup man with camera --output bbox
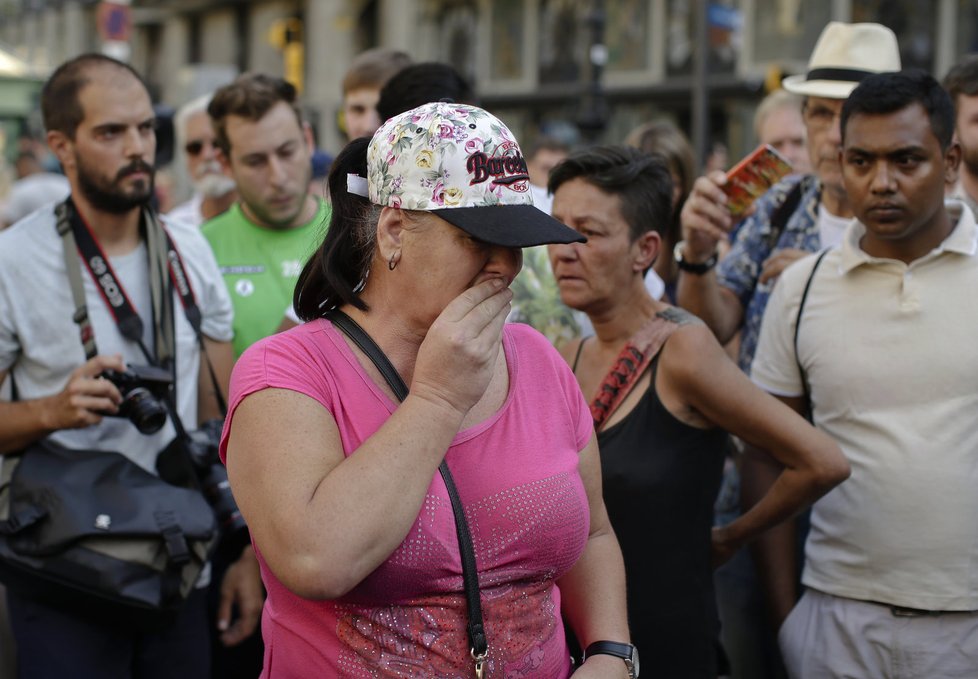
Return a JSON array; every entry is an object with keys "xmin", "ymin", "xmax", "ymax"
[{"xmin": 0, "ymin": 54, "xmax": 261, "ymax": 677}]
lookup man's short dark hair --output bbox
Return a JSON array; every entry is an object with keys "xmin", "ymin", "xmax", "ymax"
[
  {"xmin": 548, "ymin": 145, "xmax": 673, "ymax": 242},
  {"xmin": 376, "ymin": 62, "xmax": 476, "ymax": 123},
  {"xmin": 41, "ymin": 53, "xmax": 147, "ymax": 139},
  {"xmin": 841, "ymin": 69, "xmax": 955, "ymax": 151},
  {"xmin": 943, "ymin": 55, "xmax": 978, "ymax": 110},
  {"xmin": 208, "ymin": 73, "xmax": 303, "ymax": 155}
]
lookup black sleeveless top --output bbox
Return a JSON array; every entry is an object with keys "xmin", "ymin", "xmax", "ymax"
[{"xmin": 574, "ymin": 310, "xmax": 728, "ymax": 677}]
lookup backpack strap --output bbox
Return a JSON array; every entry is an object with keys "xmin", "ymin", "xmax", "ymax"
[
  {"xmin": 793, "ymin": 249, "xmax": 831, "ymax": 413},
  {"xmin": 765, "ymin": 180, "xmax": 807, "ymax": 251}
]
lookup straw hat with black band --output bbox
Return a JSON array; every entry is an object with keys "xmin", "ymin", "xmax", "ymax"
[{"xmin": 783, "ymin": 22, "xmax": 901, "ymax": 99}]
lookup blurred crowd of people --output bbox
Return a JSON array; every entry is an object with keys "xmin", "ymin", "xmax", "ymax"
[{"xmin": 1, "ymin": 16, "xmax": 978, "ymax": 679}]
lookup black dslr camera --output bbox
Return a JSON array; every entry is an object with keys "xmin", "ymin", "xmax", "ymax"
[
  {"xmin": 158, "ymin": 419, "xmax": 249, "ymax": 553},
  {"xmin": 101, "ymin": 365, "xmax": 172, "ymax": 435}
]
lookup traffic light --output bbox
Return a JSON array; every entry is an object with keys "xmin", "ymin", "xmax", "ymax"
[
  {"xmin": 765, "ymin": 64, "xmax": 785, "ymax": 93},
  {"xmin": 268, "ymin": 18, "xmax": 304, "ymax": 94}
]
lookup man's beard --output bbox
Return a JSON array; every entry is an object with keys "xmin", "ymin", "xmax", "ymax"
[
  {"xmin": 77, "ymin": 157, "xmax": 155, "ymax": 214},
  {"xmin": 193, "ymin": 161, "xmax": 236, "ymax": 198}
]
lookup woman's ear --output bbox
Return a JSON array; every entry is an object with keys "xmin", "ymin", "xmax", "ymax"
[
  {"xmin": 632, "ymin": 230, "xmax": 661, "ymax": 273},
  {"xmin": 376, "ymin": 207, "xmax": 406, "ymax": 264}
]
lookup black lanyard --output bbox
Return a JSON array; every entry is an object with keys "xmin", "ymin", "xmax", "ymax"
[{"xmin": 56, "ymin": 199, "xmax": 204, "ymax": 364}]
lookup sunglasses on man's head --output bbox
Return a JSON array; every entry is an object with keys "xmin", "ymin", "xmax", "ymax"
[{"xmin": 184, "ymin": 139, "xmax": 216, "ymax": 156}]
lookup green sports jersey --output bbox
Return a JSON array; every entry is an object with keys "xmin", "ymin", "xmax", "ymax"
[{"xmin": 202, "ymin": 200, "xmax": 330, "ymax": 356}]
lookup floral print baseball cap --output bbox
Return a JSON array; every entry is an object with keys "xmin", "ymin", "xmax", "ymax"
[{"xmin": 349, "ymin": 101, "xmax": 584, "ymax": 248}]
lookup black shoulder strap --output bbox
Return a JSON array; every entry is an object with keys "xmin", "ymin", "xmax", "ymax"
[
  {"xmin": 793, "ymin": 248, "xmax": 831, "ymax": 413},
  {"xmin": 767, "ymin": 180, "xmax": 806, "ymax": 247},
  {"xmin": 326, "ymin": 309, "xmax": 488, "ymax": 675},
  {"xmin": 55, "ymin": 200, "xmax": 226, "ymax": 418}
]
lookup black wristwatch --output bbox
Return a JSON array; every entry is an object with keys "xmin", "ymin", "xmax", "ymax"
[
  {"xmin": 674, "ymin": 240, "xmax": 718, "ymax": 274},
  {"xmin": 583, "ymin": 640, "xmax": 640, "ymax": 678}
]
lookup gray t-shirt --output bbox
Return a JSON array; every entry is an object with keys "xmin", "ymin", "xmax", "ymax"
[{"xmin": 0, "ymin": 203, "xmax": 233, "ymax": 472}]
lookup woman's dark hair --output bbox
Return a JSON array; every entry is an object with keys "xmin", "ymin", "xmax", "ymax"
[
  {"xmin": 294, "ymin": 137, "xmax": 380, "ymax": 319},
  {"xmin": 841, "ymin": 69, "xmax": 955, "ymax": 151},
  {"xmin": 376, "ymin": 62, "xmax": 477, "ymax": 123},
  {"xmin": 548, "ymin": 145, "xmax": 673, "ymax": 242}
]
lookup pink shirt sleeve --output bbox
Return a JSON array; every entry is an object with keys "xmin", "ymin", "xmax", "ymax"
[{"xmin": 219, "ymin": 324, "xmax": 338, "ymax": 464}]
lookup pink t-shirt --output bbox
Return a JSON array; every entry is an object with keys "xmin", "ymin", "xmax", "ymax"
[{"xmin": 222, "ymin": 319, "xmax": 593, "ymax": 678}]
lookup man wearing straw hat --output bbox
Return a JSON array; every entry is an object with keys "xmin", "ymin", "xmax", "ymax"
[
  {"xmin": 676, "ymin": 21, "xmax": 900, "ymax": 678},
  {"xmin": 677, "ymin": 21, "xmax": 901, "ymax": 373}
]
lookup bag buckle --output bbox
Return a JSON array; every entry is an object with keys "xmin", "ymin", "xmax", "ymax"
[
  {"xmin": 0, "ymin": 506, "xmax": 46, "ymax": 535},
  {"xmin": 155, "ymin": 510, "xmax": 190, "ymax": 566},
  {"xmin": 471, "ymin": 647, "xmax": 487, "ymax": 679}
]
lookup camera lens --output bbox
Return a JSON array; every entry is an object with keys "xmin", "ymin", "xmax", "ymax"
[
  {"xmin": 121, "ymin": 387, "xmax": 168, "ymax": 435},
  {"xmin": 199, "ymin": 464, "xmax": 249, "ymax": 552}
]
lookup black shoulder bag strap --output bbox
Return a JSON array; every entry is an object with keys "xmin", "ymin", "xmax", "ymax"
[
  {"xmin": 327, "ymin": 309, "xmax": 489, "ymax": 678},
  {"xmin": 765, "ymin": 180, "xmax": 807, "ymax": 251},
  {"xmin": 792, "ymin": 248, "xmax": 831, "ymax": 415}
]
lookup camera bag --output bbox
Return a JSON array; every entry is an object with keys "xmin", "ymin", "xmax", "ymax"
[
  {"xmin": 0, "ymin": 438, "xmax": 217, "ymax": 625},
  {"xmin": 0, "ymin": 200, "xmax": 225, "ymax": 624}
]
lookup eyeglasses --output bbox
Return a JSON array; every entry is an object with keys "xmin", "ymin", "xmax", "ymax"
[{"xmin": 184, "ymin": 139, "xmax": 216, "ymax": 156}]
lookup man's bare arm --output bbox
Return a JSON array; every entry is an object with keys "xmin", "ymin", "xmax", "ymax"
[{"xmin": 0, "ymin": 356, "xmax": 124, "ymax": 454}]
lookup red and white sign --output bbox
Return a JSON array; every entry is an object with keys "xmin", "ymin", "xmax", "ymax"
[{"xmin": 97, "ymin": 2, "xmax": 132, "ymax": 43}]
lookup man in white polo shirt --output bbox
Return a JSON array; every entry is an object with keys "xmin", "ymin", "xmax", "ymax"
[{"xmin": 752, "ymin": 70, "xmax": 978, "ymax": 677}]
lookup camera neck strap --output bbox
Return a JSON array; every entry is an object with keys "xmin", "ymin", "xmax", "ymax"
[
  {"xmin": 326, "ymin": 309, "xmax": 488, "ymax": 678},
  {"xmin": 55, "ymin": 199, "xmax": 227, "ymax": 417},
  {"xmin": 57, "ymin": 199, "xmax": 172, "ymax": 366}
]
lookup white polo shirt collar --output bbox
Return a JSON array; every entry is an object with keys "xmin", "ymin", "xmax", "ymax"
[{"xmin": 839, "ymin": 200, "xmax": 978, "ymax": 274}]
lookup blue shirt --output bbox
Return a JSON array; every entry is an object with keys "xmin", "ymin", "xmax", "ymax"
[{"xmin": 716, "ymin": 174, "xmax": 822, "ymax": 372}]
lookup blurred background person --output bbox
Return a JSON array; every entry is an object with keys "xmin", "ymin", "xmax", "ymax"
[
  {"xmin": 943, "ymin": 54, "xmax": 978, "ymax": 214},
  {"xmin": 167, "ymin": 93, "xmax": 238, "ymax": 228},
  {"xmin": 754, "ymin": 90, "xmax": 811, "ymax": 175},
  {"xmin": 0, "ymin": 150, "xmax": 70, "ymax": 229},
  {"xmin": 340, "ymin": 47, "xmax": 411, "ymax": 142},
  {"xmin": 525, "ymin": 135, "xmax": 571, "ymax": 214},
  {"xmin": 624, "ymin": 119, "xmax": 696, "ymax": 303}
]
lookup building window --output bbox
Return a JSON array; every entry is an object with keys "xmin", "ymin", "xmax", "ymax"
[
  {"xmin": 852, "ymin": 0, "xmax": 935, "ymax": 72},
  {"xmin": 666, "ymin": 0, "xmax": 743, "ymax": 77},
  {"xmin": 489, "ymin": 0, "xmax": 524, "ymax": 81},
  {"xmin": 187, "ymin": 12, "xmax": 201, "ymax": 64},
  {"xmin": 440, "ymin": 2, "xmax": 478, "ymax": 85},
  {"xmin": 752, "ymin": 0, "xmax": 831, "ymax": 65},
  {"xmin": 606, "ymin": 0, "xmax": 649, "ymax": 72},
  {"xmin": 956, "ymin": 0, "xmax": 978, "ymax": 58},
  {"xmin": 538, "ymin": 0, "xmax": 585, "ymax": 85}
]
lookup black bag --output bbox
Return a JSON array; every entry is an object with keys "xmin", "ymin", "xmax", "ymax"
[{"xmin": 0, "ymin": 438, "xmax": 218, "ymax": 625}]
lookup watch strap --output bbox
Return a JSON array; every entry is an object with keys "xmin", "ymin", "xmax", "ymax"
[
  {"xmin": 584, "ymin": 640, "xmax": 638, "ymax": 677},
  {"xmin": 674, "ymin": 240, "xmax": 718, "ymax": 274}
]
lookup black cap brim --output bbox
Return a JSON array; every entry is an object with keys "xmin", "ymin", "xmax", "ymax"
[{"xmin": 430, "ymin": 204, "xmax": 586, "ymax": 248}]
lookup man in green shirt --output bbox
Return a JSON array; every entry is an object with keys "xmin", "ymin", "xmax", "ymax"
[{"xmin": 203, "ymin": 73, "xmax": 330, "ymax": 356}]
